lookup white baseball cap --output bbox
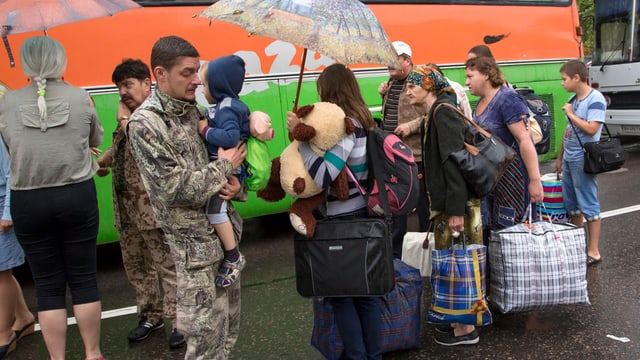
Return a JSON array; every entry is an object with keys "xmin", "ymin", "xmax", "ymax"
[{"xmin": 392, "ymin": 41, "xmax": 412, "ymax": 57}]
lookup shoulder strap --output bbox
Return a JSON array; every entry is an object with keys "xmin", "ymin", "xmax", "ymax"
[{"xmin": 433, "ymin": 103, "xmax": 493, "ymax": 139}]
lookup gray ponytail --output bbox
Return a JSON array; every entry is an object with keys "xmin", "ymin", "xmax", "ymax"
[{"xmin": 19, "ymin": 36, "xmax": 67, "ymax": 131}]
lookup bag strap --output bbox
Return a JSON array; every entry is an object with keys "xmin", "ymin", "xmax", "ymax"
[
  {"xmin": 344, "ymin": 130, "xmax": 392, "ymax": 221},
  {"xmin": 566, "ymin": 95, "xmax": 613, "ymax": 149},
  {"xmin": 434, "ymin": 103, "xmax": 493, "ymax": 139}
]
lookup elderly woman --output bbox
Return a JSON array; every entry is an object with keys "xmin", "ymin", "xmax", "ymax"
[
  {"xmin": 405, "ymin": 65, "xmax": 483, "ymax": 346},
  {"xmin": 0, "ymin": 36, "xmax": 104, "ymax": 360},
  {"xmin": 464, "ymin": 56, "xmax": 543, "ymax": 232}
]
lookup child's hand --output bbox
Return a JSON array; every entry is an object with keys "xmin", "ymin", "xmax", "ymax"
[{"xmin": 197, "ymin": 117, "xmax": 208, "ymax": 135}]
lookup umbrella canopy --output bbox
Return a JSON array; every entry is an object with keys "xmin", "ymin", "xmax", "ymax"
[
  {"xmin": 196, "ymin": 0, "xmax": 400, "ymax": 110},
  {"xmin": 1, "ymin": 0, "xmax": 141, "ymax": 67}
]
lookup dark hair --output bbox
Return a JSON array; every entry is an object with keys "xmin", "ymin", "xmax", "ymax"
[
  {"xmin": 465, "ymin": 56, "xmax": 505, "ymax": 88},
  {"xmin": 112, "ymin": 59, "xmax": 151, "ymax": 84},
  {"xmin": 560, "ymin": 59, "xmax": 588, "ymax": 82},
  {"xmin": 316, "ymin": 64, "xmax": 376, "ymax": 130},
  {"xmin": 150, "ymin": 36, "xmax": 199, "ymax": 72},
  {"xmin": 468, "ymin": 45, "xmax": 494, "ymax": 59},
  {"xmin": 425, "ymin": 63, "xmax": 443, "ymax": 75}
]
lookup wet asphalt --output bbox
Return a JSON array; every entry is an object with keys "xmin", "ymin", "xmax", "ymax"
[{"xmin": 7, "ymin": 145, "xmax": 640, "ymax": 360}]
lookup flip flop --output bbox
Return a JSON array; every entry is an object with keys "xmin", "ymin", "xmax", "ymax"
[
  {"xmin": 587, "ymin": 256, "xmax": 602, "ymax": 266},
  {"xmin": 14, "ymin": 321, "xmax": 35, "ymax": 341}
]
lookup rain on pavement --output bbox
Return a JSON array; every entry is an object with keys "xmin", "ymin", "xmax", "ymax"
[{"xmin": 8, "ymin": 145, "xmax": 640, "ymax": 360}]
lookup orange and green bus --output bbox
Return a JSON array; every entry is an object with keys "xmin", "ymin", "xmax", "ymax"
[{"xmin": 0, "ymin": 0, "xmax": 582, "ymax": 244}]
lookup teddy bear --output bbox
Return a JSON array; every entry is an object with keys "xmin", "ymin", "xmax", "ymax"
[
  {"xmin": 257, "ymin": 102, "xmax": 355, "ymax": 238},
  {"xmin": 249, "ymin": 110, "xmax": 274, "ymax": 141},
  {"xmin": 245, "ymin": 111, "xmax": 274, "ymax": 192}
]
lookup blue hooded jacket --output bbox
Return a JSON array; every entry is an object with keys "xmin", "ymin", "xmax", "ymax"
[{"xmin": 202, "ymin": 55, "xmax": 251, "ymax": 158}]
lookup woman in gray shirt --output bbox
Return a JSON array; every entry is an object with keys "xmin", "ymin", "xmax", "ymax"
[{"xmin": 0, "ymin": 36, "xmax": 104, "ymax": 360}]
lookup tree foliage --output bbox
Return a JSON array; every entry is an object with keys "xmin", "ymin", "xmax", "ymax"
[{"xmin": 579, "ymin": 0, "xmax": 594, "ymax": 55}]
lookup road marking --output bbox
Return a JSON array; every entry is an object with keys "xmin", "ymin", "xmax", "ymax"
[
  {"xmin": 30, "ymin": 203, "xmax": 639, "ymax": 332},
  {"xmin": 601, "ymin": 204, "xmax": 640, "ymax": 219}
]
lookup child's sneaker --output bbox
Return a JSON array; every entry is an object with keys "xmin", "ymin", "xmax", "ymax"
[{"xmin": 215, "ymin": 253, "xmax": 246, "ymax": 288}]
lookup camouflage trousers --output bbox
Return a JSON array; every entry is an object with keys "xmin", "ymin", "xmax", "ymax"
[
  {"xmin": 119, "ymin": 225, "xmax": 177, "ymax": 326},
  {"xmin": 169, "ymin": 207, "xmax": 243, "ymax": 360}
]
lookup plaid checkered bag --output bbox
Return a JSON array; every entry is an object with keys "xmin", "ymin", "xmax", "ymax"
[
  {"xmin": 427, "ymin": 240, "xmax": 492, "ymax": 326},
  {"xmin": 489, "ymin": 217, "xmax": 590, "ymax": 313},
  {"xmin": 310, "ymin": 259, "xmax": 422, "ymax": 359}
]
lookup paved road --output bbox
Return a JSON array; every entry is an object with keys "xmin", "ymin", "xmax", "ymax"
[{"xmin": 8, "ymin": 146, "xmax": 640, "ymax": 359}]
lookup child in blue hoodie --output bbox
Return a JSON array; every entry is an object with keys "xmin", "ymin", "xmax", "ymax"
[{"xmin": 198, "ymin": 55, "xmax": 250, "ymax": 288}]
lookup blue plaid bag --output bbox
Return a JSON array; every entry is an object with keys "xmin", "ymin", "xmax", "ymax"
[
  {"xmin": 310, "ymin": 259, "xmax": 422, "ymax": 359},
  {"xmin": 427, "ymin": 239, "xmax": 492, "ymax": 326}
]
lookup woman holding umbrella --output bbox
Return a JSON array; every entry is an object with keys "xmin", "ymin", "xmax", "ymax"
[{"xmin": 286, "ymin": 63, "xmax": 381, "ymax": 359}]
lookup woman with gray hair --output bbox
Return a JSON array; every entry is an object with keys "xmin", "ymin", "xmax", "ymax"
[{"xmin": 0, "ymin": 36, "xmax": 104, "ymax": 360}]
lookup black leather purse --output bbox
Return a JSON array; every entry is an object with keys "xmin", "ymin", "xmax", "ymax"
[{"xmin": 435, "ymin": 104, "xmax": 517, "ymax": 198}]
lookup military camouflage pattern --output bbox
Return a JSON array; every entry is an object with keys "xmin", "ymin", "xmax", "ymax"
[
  {"xmin": 431, "ymin": 198, "xmax": 483, "ymax": 250},
  {"xmin": 127, "ymin": 89, "xmax": 240, "ymax": 359},
  {"xmin": 102, "ymin": 121, "xmax": 178, "ymax": 326}
]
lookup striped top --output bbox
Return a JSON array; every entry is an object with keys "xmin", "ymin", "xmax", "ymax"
[
  {"xmin": 298, "ymin": 117, "xmax": 368, "ymax": 216},
  {"xmin": 381, "ymin": 79, "xmax": 404, "ymax": 132}
]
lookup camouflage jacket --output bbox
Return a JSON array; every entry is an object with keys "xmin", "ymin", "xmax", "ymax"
[
  {"xmin": 103, "ymin": 124, "xmax": 159, "ymax": 231},
  {"xmin": 126, "ymin": 89, "xmax": 234, "ymax": 251},
  {"xmin": 381, "ymin": 78, "xmax": 424, "ymax": 162}
]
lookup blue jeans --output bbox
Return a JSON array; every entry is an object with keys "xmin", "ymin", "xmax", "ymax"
[
  {"xmin": 562, "ymin": 158, "xmax": 601, "ymax": 220},
  {"xmin": 327, "ymin": 297, "xmax": 382, "ymax": 360}
]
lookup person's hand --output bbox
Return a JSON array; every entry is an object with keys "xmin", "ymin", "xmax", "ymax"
[
  {"xmin": 117, "ymin": 101, "xmax": 132, "ymax": 134},
  {"xmin": 96, "ymin": 167, "xmax": 110, "ymax": 177},
  {"xmin": 0, "ymin": 219, "xmax": 13, "ymax": 232},
  {"xmin": 528, "ymin": 178, "xmax": 544, "ymax": 203},
  {"xmin": 561, "ymin": 103, "xmax": 573, "ymax": 116},
  {"xmin": 394, "ymin": 123, "xmax": 411, "ymax": 137},
  {"xmin": 218, "ymin": 142, "xmax": 247, "ymax": 169},
  {"xmin": 554, "ymin": 158, "xmax": 562, "ymax": 174},
  {"xmin": 378, "ymin": 81, "xmax": 389, "ymax": 96},
  {"xmin": 90, "ymin": 147, "xmax": 102, "ymax": 156},
  {"xmin": 448, "ymin": 215, "xmax": 464, "ymax": 234},
  {"xmin": 286, "ymin": 111, "xmax": 300, "ymax": 133},
  {"xmin": 218, "ymin": 175, "xmax": 241, "ymax": 201},
  {"xmin": 197, "ymin": 117, "xmax": 208, "ymax": 134}
]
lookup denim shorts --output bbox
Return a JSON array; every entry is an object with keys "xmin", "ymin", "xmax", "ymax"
[{"xmin": 562, "ymin": 159, "xmax": 601, "ymax": 221}]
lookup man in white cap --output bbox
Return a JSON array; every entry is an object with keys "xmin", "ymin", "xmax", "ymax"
[{"xmin": 377, "ymin": 41, "xmax": 430, "ymax": 256}]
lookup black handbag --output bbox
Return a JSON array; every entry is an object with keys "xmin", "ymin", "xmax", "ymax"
[
  {"xmin": 294, "ymin": 215, "xmax": 394, "ymax": 297},
  {"xmin": 293, "ymin": 147, "xmax": 395, "ymax": 297},
  {"xmin": 566, "ymin": 105, "xmax": 625, "ymax": 174},
  {"xmin": 435, "ymin": 104, "xmax": 516, "ymax": 198}
]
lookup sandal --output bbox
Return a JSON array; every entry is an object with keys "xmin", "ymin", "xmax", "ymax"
[
  {"xmin": 587, "ymin": 256, "xmax": 602, "ymax": 266},
  {"xmin": 15, "ymin": 320, "xmax": 35, "ymax": 341},
  {"xmin": 0, "ymin": 333, "xmax": 17, "ymax": 359},
  {"xmin": 215, "ymin": 254, "xmax": 246, "ymax": 288}
]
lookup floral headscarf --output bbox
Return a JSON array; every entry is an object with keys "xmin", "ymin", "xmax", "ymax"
[{"xmin": 406, "ymin": 65, "xmax": 453, "ymax": 94}]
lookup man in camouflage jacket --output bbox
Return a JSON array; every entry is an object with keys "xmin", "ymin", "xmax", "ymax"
[
  {"xmin": 126, "ymin": 36, "xmax": 247, "ymax": 360},
  {"xmin": 97, "ymin": 59, "xmax": 185, "ymax": 348}
]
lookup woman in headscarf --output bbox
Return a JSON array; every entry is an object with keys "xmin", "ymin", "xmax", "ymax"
[
  {"xmin": 406, "ymin": 65, "xmax": 483, "ymax": 346},
  {"xmin": 0, "ymin": 36, "xmax": 104, "ymax": 360}
]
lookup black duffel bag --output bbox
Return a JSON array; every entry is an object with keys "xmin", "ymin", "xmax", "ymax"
[{"xmin": 294, "ymin": 215, "xmax": 394, "ymax": 297}]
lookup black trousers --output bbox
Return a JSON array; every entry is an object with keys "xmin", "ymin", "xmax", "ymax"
[{"xmin": 11, "ymin": 179, "xmax": 100, "ymax": 311}]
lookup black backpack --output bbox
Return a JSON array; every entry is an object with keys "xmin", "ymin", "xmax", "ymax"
[
  {"xmin": 515, "ymin": 87, "xmax": 552, "ymax": 155},
  {"xmin": 350, "ymin": 127, "xmax": 420, "ymax": 217}
]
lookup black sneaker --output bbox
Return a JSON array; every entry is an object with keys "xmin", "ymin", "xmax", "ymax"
[
  {"xmin": 433, "ymin": 324, "xmax": 454, "ymax": 333},
  {"xmin": 434, "ymin": 328, "xmax": 479, "ymax": 346},
  {"xmin": 168, "ymin": 328, "xmax": 186, "ymax": 349},
  {"xmin": 127, "ymin": 317, "xmax": 164, "ymax": 342}
]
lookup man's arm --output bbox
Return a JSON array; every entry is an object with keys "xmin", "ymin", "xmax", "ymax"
[{"xmin": 127, "ymin": 115, "xmax": 239, "ymax": 208}]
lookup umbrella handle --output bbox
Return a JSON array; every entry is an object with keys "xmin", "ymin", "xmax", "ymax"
[
  {"xmin": 292, "ymin": 48, "xmax": 308, "ymax": 113},
  {"xmin": 2, "ymin": 26, "xmax": 15, "ymax": 68}
]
